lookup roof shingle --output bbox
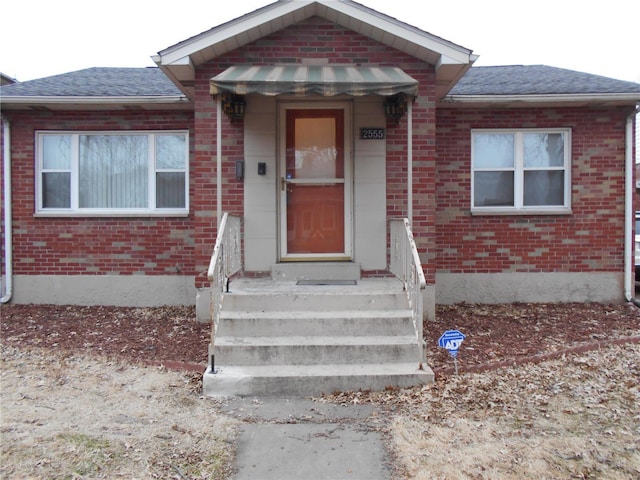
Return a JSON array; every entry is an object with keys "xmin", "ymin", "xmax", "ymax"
[
  {"xmin": 2, "ymin": 65, "xmax": 639, "ymax": 100},
  {"xmin": 449, "ymin": 65, "xmax": 640, "ymax": 96},
  {"xmin": 0, "ymin": 67, "xmax": 183, "ymax": 97}
]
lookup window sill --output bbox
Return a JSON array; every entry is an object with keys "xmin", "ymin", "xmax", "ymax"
[
  {"xmin": 471, "ymin": 208, "xmax": 572, "ymax": 216},
  {"xmin": 35, "ymin": 210, "xmax": 190, "ymax": 218}
]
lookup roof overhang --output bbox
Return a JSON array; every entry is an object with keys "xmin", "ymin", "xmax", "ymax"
[
  {"xmin": 153, "ymin": 0, "xmax": 475, "ymax": 100},
  {"xmin": 0, "ymin": 95, "xmax": 193, "ymax": 111},
  {"xmin": 440, "ymin": 93, "xmax": 640, "ymax": 109}
]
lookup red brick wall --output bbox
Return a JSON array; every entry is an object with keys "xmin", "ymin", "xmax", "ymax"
[
  {"xmin": 191, "ymin": 16, "xmax": 437, "ymax": 284},
  {"xmin": 436, "ymin": 106, "xmax": 631, "ymax": 274},
  {"xmin": 1, "ymin": 110, "xmax": 196, "ymax": 277}
]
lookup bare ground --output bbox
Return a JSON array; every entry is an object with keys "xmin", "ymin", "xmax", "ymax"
[{"xmin": 1, "ymin": 302, "xmax": 639, "ymax": 479}]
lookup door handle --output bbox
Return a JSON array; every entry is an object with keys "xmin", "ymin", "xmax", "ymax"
[{"xmin": 281, "ymin": 177, "xmax": 286, "ymax": 191}]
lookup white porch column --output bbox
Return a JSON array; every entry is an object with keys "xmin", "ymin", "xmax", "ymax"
[
  {"xmin": 217, "ymin": 96, "xmax": 222, "ymax": 228},
  {"xmin": 407, "ymin": 99, "xmax": 413, "ymax": 224}
]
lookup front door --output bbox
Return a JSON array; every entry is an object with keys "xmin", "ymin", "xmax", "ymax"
[{"xmin": 279, "ymin": 104, "xmax": 352, "ymax": 261}]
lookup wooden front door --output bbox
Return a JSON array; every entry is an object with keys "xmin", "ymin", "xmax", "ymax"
[{"xmin": 280, "ymin": 106, "xmax": 351, "ymax": 260}]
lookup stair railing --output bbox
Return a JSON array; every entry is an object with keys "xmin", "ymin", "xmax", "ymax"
[
  {"xmin": 390, "ymin": 218, "xmax": 427, "ymax": 365},
  {"xmin": 207, "ymin": 213, "xmax": 242, "ymax": 355}
]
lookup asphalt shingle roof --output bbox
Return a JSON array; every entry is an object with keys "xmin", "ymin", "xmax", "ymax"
[
  {"xmin": 0, "ymin": 67, "xmax": 183, "ymax": 97},
  {"xmin": 1, "ymin": 65, "xmax": 639, "ymax": 99},
  {"xmin": 449, "ymin": 65, "xmax": 640, "ymax": 96}
]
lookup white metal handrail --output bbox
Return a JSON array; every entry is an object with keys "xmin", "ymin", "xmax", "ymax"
[
  {"xmin": 390, "ymin": 218, "xmax": 427, "ymax": 364},
  {"xmin": 207, "ymin": 213, "xmax": 242, "ymax": 366}
]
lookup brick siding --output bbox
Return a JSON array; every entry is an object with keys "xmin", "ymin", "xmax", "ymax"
[
  {"xmin": 436, "ymin": 106, "xmax": 630, "ymax": 274},
  {"xmin": 1, "ymin": 111, "xmax": 196, "ymax": 277}
]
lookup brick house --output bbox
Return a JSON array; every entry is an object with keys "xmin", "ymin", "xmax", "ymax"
[{"xmin": 2, "ymin": 0, "xmax": 640, "ymax": 322}]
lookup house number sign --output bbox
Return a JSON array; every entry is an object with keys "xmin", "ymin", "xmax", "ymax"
[{"xmin": 360, "ymin": 128, "xmax": 385, "ymax": 139}]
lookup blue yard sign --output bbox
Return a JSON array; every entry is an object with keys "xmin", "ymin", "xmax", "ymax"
[
  {"xmin": 438, "ymin": 329, "xmax": 466, "ymax": 375},
  {"xmin": 438, "ymin": 329, "xmax": 466, "ymax": 358}
]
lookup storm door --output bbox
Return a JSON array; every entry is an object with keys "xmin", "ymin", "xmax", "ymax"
[{"xmin": 279, "ymin": 105, "xmax": 352, "ymax": 260}]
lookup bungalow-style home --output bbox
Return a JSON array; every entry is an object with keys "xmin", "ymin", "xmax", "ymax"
[{"xmin": 2, "ymin": 0, "xmax": 640, "ymax": 395}]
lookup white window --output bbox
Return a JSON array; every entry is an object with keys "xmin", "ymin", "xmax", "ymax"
[
  {"xmin": 471, "ymin": 129, "xmax": 571, "ymax": 214},
  {"xmin": 37, "ymin": 131, "xmax": 189, "ymax": 215}
]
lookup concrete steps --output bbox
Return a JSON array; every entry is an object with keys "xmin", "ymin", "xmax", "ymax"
[{"xmin": 203, "ymin": 275, "xmax": 433, "ymax": 397}]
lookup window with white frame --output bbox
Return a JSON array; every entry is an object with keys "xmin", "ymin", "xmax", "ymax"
[
  {"xmin": 37, "ymin": 131, "xmax": 189, "ymax": 214},
  {"xmin": 471, "ymin": 129, "xmax": 571, "ymax": 213}
]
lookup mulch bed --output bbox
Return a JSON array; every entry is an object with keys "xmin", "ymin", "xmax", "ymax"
[{"xmin": 1, "ymin": 302, "xmax": 638, "ymax": 375}]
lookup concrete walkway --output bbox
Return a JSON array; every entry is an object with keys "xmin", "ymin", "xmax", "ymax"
[{"xmin": 220, "ymin": 396, "xmax": 394, "ymax": 480}]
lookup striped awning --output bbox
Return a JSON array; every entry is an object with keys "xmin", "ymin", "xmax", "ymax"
[{"xmin": 210, "ymin": 65, "xmax": 418, "ymax": 97}]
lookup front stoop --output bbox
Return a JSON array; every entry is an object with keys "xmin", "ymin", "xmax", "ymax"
[{"xmin": 203, "ymin": 276, "xmax": 434, "ymax": 397}]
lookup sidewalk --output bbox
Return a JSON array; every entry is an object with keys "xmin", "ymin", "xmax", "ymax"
[{"xmin": 219, "ymin": 396, "xmax": 394, "ymax": 480}]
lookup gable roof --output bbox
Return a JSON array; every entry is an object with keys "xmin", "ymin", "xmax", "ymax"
[
  {"xmin": 444, "ymin": 65, "xmax": 640, "ymax": 107},
  {"xmin": 0, "ymin": 67, "xmax": 190, "ymax": 111},
  {"xmin": 153, "ymin": 0, "xmax": 476, "ymax": 100}
]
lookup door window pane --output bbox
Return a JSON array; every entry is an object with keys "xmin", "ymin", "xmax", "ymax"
[{"xmin": 287, "ymin": 115, "xmax": 343, "ymax": 179}]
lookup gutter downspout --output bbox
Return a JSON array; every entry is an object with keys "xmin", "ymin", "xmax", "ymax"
[
  {"xmin": 1, "ymin": 115, "xmax": 12, "ymax": 303},
  {"xmin": 625, "ymin": 107, "xmax": 640, "ymax": 303}
]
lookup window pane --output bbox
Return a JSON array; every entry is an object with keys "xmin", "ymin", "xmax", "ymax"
[
  {"xmin": 79, "ymin": 135, "xmax": 148, "ymax": 208},
  {"xmin": 289, "ymin": 117, "xmax": 342, "ymax": 179},
  {"xmin": 42, "ymin": 135, "xmax": 71, "ymax": 169},
  {"xmin": 156, "ymin": 135, "xmax": 186, "ymax": 169},
  {"xmin": 156, "ymin": 172, "xmax": 186, "ymax": 208},
  {"xmin": 473, "ymin": 133, "xmax": 514, "ymax": 169},
  {"xmin": 524, "ymin": 133, "xmax": 564, "ymax": 167},
  {"xmin": 524, "ymin": 171, "xmax": 564, "ymax": 206},
  {"xmin": 474, "ymin": 171, "xmax": 514, "ymax": 207},
  {"xmin": 42, "ymin": 172, "xmax": 70, "ymax": 208}
]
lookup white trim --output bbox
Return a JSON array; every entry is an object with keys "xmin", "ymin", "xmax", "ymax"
[
  {"xmin": 277, "ymin": 100, "xmax": 353, "ymax": 261},
  {"xmin": 1, "ymin": 116, "xmax": 13, "ymax": 303},
  {"xmin": 471, "ymin": 128, "xmax": 572, "ymax": 214},
  {"xmin": 35, "ymin": 130, "xmax": 189, "ymax": 216},
  {"xmin": 1, "ymin": 96, "xmax": 188, "ymax": 105},
  {"xmin": 624, "ymin": 111, "xmax": 635, "ymax": 301},
  {"xmin": 444, "ymin": 93, "xmax": 640, "ymax": 105}
]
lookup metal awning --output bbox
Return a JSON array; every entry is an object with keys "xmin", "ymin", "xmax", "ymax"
[{"xmin": 210, "ymin": 65, "xmax": 418, "ymax": 97}]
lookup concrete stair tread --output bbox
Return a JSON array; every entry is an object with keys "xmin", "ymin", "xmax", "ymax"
[
  {"xmin": 207, "ymin": 362, "xmax": 431, "ymax": 377},
  {"xmin": 221, "ymin": 309, "xmax": 412, "ymax": 319},
  {"xmin": 203, "ymin": 363, "xmax": 434, "ymax": 396},
  {"xmin": 216, "ymin": 335, "xmax": 418, "ymax": 346}
]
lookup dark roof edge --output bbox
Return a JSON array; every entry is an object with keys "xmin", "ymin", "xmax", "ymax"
[{"xmin": 442, "ymin": 93, "xmax": 640, "ymax": 107}]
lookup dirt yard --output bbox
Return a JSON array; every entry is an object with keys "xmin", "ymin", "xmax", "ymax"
[{"xmin": 1, "ymin": 302, "xmax": 639, "ymax": 479}]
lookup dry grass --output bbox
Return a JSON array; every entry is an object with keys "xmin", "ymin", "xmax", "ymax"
[
  {"xmin": 322, "ymin": 344, "xmax": 640, "ymax": 479},
  {"xmin": 0, "ymin": 346, "xmax": 238, "ymax": 479}
]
